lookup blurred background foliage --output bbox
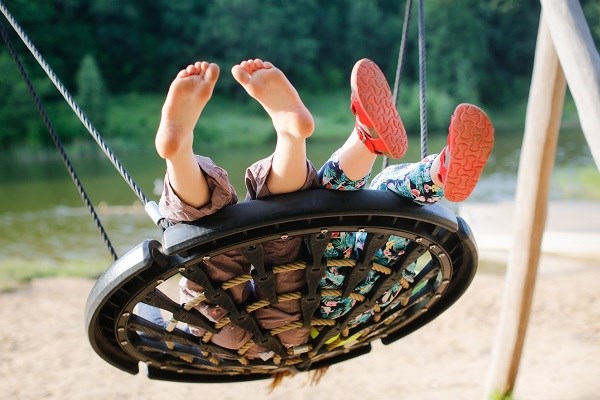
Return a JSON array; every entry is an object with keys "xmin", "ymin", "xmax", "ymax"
[{"xmin": 0, "ymin": 0, "xmax": 598, "ymax": 151}]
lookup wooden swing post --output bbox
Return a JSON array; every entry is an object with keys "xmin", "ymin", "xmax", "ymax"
[
  {"xmin": 485, "ymin": 0, "xmax": 600, "ymax": 398},
  {"xmin": 541, "ymin": 0, "xmax": 600, "ymax": 168}
]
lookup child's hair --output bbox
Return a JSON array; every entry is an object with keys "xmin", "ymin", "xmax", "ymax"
[{"xmin": 268, "ymin": 367, "xmax": 330, "ymax": 392}]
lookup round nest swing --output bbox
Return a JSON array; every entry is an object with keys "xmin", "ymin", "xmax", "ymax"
[{"xmin": 85, "ymin": 189, "xmax": 478, "ymax": 382}]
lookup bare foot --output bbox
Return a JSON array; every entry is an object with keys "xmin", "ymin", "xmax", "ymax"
[
  {"xmin": 155, "ymin": 61, "xmax": 220, "ymax": 159},
  {"xmin": 231, "ymin": 59, "xmax": 314, "ymax": 139}
]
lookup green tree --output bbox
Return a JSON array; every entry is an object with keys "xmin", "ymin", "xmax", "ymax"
[
  {"xmin": 582, "ymin": 0, "xmax": 600, "ymax": 46},
  {"xmin": 75, "ymin": 54, "xmax": 108, "ymax": 132},
  {"xmin": 424, "ymin": 0, "xmax": 488, "ymax": 103},
  {"xmin": 0, "ymin": 52, "xmax": 45, "ymax": 148},
  {"xmin": 193, "ymin": 0, "xmax": 320, "ymax": 91}
]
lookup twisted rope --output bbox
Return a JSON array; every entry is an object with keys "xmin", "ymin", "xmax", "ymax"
[
  {"xmin": 0, "ymin": 19, "xmax": 118, "ymax": 261},
  {"xmin": 383, "ymin": 0, "xmax": 414, "ymax": 170},
  {"xmin": 0, "ymin": 2, "xmax": 170, "ymax": 230},
  {"xmin": 417, "ymin": 0, "xmax": 428, "ymax": 159}
]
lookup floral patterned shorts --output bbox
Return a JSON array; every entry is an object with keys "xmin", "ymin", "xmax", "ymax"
[{"xmin": 315, "ymin": 152, "xmax": 443, "ymax": 326}]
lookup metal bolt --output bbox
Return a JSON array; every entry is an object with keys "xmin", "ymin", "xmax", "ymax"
[
  {"xmin": 157, "ymin": 279, "xmax": 164, "ymax": 284},
  {"xmin": 178, "ymin": 267, "xmax": 185, "ymax": 272},
  {"xmin": 117, "ymin": 327, "xmax": 125, "ymax": 332},
  {"xmin": 280, "ymin": 234, "xmax": 289, "ymax": 240},
  {"xmin": 429, "ymin": 245, "xmax": 437, "ymax": 250},
  {"xmin": 122, "ymin": 312, "xmax": 130, "ymax": 317},
  {"xmin": 320, "ymin": 229, "xmax": 328, "ymax": 234},
  {"xmin": 358, "ymin": 228, "xmax": 366, "ymax": 232},
  {"xmin": 438, "ymin": 253, "xmax": 446, "ymax": 258},
  {"xmin": 415, "ymin": 237, "xmax": 423, "ymax": 243},
  {"xmin": 177, "ymin": 369, "xmax": 184, "ymax": 374},
  {"xmin": 160, "ymin": 366, "xmax": 167, "ymax": 370},
  {"xmin": 203, "ymin": 256, "xmax": 211, "ymax": 261},
  {"xmin": 421, "ymin": 308, "xmax": 428, "ymax": 313},
  {"xmin": 120, "ymin": 341, "xmax": 128, "ymax": 346}
]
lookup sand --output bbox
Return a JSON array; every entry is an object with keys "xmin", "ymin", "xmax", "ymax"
[{"xmin": 1, "ymin": 253, "xmax": 599, "ymax": 400}]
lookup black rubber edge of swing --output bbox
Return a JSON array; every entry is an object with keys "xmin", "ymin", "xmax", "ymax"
[
  {"xmin": 162, "ymin": 189, "xmax": 459, "ymax": 255},
  {"xmin": 380, "ymin": 215, "xmax": 478, "ymax": 345},
  {"xmin": 84, "ymin": 189, "xmax": 466, "ymax": 380},
  {"xmin": 84, "ymin": 239, "xmax": 165, "ymax": 375}
]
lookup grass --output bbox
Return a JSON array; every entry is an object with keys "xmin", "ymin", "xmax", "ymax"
[
  {"xmin": 555, "ymin": 165, "xmax": 600, "ymax": 200},
  {"xmin": 0, "ymin": 258, "xmax": 110, "ymax": 293}
]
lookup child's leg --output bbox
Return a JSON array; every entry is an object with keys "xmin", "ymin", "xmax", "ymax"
[
  {"xmin": 318, "ymin": 58, "xmax": 408, "ymax": 188},
  {"xmin": 371, "ymin": 103, "xmax": 494, "ymax": 204},
  {"xmin": 155, "ymin": 61, "xmax": 220, "ymax": 208},
  {"xmin": 232, "ymin": 59, "xmax": 314, "ymax": 195}
]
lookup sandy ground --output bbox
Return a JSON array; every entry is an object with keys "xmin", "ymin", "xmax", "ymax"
[
  {"xmin": 1, "ymin": 201, "xmax": 600, "ymax": 399},
  {"xmin": 1, "ymin": 257, "xmax": 599, "ymax": 399}
]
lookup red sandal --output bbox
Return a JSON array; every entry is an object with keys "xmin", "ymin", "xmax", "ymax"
[
  {"xmin": 350, "ymin": 58, "xmax": 408, "ymax": 159},
  {"xmin": 438, "ymin": 103, "xmax": 495, "ymax": 202}
]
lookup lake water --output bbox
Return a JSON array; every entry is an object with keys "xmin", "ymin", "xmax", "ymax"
[{"xmin": 0, "ymin": 128, "xmax": 597, "ymax": 268}]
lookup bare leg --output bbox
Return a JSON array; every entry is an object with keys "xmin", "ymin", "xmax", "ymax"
[
  {"xmin": 155, "ymin": 61, "xmax": 220, "ymax": 208},
  {"xmin": 232, "ymin": 59, "xmax": 314, "ymax": 194},
  {"xmin": 337, "ymin": 125, "xmax": 378, "ymax": 181}
]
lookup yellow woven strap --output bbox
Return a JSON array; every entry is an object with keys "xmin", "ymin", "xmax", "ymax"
[
  {"xmin": 371, "ymin": 262, "xmax": 392, "ymax": 274},
  {"xmin": 320, "ymin": 289, "xmax": 365, "ymax": 302},
  {"xmin": 221, "ymin": 261, "xmax": 308, "ymax": 290},
  {"xmin": 284, "ymin": 357, "xmax": 303, "ymax": 366},
  {"xmin": 326, "ymin": 259, "xmax": 356, "ymax": 267},
  {"xmin": 220, "ymin": 259, "xmax": 388, "ymax": 291},
  {"xmin": 179, "ymin": 355, "xmax": 194, "ymax": 363},
  {"xmin": 202, "ymin": 331, "xmax": 213, "ymax": 343},
  {"xmin": 200, "ymin": 351, "xmax": 220, "ymax": 365},
  {"xmin": 311, "ymin": 318, "xmax": 336, "ymax": 326},
  {"xmin": 221, "ymin": 274, "xmax": 253, "ymax": 290},
  {"xmin": 245, "ymin": 292, "xmax": 302, "ymax": 313},
  {"xmin": 273, "ymin": 261, "xmax": 307, "ymax": 273},
  {"xmin": 270, "ymin": 321, "xmax": 303, "ymax": 336},
  {"xmin": 237, "ymin": 339, "xmax": 255, "ymax": 355},
  {"xmin": 215, "ymin": 317, "xmax": 231, "ymax": 329},
  {"xmin": 183, "ymin": 292, "xmax": 207, "ymax": 311}
]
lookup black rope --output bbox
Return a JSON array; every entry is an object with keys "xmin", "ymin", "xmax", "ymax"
[
  {"xmin": 382, "ymin": 0, "xmax": 414, "ymax": 171},
  {"xmin": 0, "ymin": 3, "xmax": 153, "ymax": 213},
  {"xmin": 0, "ymin": 19, "xmax": 118, "ymax": 261},
  {"xmin": 417, "ymin": 0, "xmax": 428, "ymax": 159},
  {"xmin": 0, "ymin": 2, "xmax": 171, "ymax": 231}
]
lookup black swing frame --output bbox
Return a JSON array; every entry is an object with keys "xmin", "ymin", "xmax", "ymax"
[{"xmin": 85, "ymin": 189, "xmax": 478, "ymax": 383}]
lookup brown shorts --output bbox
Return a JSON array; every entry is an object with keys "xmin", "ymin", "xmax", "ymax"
[{"xmin": 159, "ymin": 154, "xmax": 320, "ymax": 358}]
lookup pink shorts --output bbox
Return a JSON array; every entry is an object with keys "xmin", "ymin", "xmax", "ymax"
[{"xmin": 158, "ymin": 154, "xmax": 319, "ymax": 358}]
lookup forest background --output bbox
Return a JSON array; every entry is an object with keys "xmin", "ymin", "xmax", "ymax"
[{"xmin": 1, "ymin": 0, "xmax": 599, "ymax": 156}]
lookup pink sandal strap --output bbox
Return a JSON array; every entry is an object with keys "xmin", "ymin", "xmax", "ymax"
[
  {"xmin": 437, "ymin": 146, "xmax": 449, "ymax": 184},
  {"xmin": 351, "ymin": 97, "xmax": 390, "ymax": 156}
]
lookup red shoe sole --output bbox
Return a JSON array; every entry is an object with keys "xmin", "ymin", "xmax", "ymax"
[
  {"xmin": 351, "ymin": 59, "xmax": 407, "ymax": 159},
  {"xmin": 444, "ymin": 104, "xmax": 494, "ymax": 202}
]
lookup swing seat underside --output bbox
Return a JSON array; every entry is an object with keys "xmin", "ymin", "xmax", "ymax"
[{"xmin": 85, "ymin": 189, "xmax": 478, "ymax": 383}]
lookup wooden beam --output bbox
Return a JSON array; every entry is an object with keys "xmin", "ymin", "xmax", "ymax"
[
  {"xmin": 484, "ymin": 14, "xmax": 566, "ymax": 399},
  {"xmin": 540, "ymin": 0, "xmax": 600, "ymax": 169}
]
